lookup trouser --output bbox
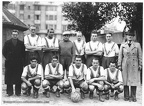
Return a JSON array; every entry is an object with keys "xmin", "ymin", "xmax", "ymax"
[
  {"xmin": 59, "ymin": 55, "xmax": 72, "ymax": 77},
  {"xmin": 124, "ymin": 86, "xmax": 137, "ymax": 99},
  {"xmin": 7, "ymin": 84, "xmax": 21, "ymax": 95},
  {"xmin": 86, "ymin": 55, "xmax": 101, "ymax": 68},
  {"xmin": 102, "ymin": 56, "xmax": 116, "ymax": 69}
]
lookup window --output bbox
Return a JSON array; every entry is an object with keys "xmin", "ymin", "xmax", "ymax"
[
  {"xmin": 62, "ymin": 25, "xmax": 67, "ymax": 31},
  {"xmin": 35, "ymin": 15, "xmax": 40, "ymax": 20},
  {"xmin": 34, "ymin": 5, "xmax": 41, "ymax": 10},
  {"xmin": 47, "ymin": 6, "xmax": 57, "ymax": 11},
  {"xmin": 20, "ymin": 5, "xmax": 24, "ymax": 10},
  {"xmin": 46, "ymin": 24, "xmax": 57, "ymax": 30},
  {"xmin": 28, "ymin": 15, "xmax": 30, "ymax": 19},
  {"xmin": 20, "ymin": 14, "xmax": 24, "ymax": 20},
  {"xmin": 28, "ymin": 6, "xmax": 30, "ymax": 10},
  {"xmin": 46, "ymin": 15, "xmax": 57, "ymax": 20}
]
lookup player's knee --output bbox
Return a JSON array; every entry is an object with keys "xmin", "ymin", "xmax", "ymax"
[
  {"xmin": 34, "ymin": 79, "xmax": 41, "ymax": 86},
  {"xmin": 118, "ymin": 85, "xmax": 124, "ymax": 93},
  {"xmin": 99, "ymin": 81, "xmax": 104, "ymax": 85},
  {"xmin": 80, "ymin": 82, "xmax": 88, "ymax": 91},
  {"xmin": 89, "ymin": 85, "xmax": 95, "ymax": 91},
  {"xmin": 57, "ymin": 80, "xmax": 64, "ymax": 88},
  {"xmin": 42, "ymin": 80, "xmax": 50, "ymax": 89},
  {"xmin": 63, "ymin": 80, "xmax": 70, "ymax": 88},
  {"xmin": 98, "ymin": 85, "xmax": 104, "ymax": 91},
  {"xmin": 21, "ymin": 82, "xmax": 27, "ymax": 90},
  {"xmin": 104, "ymin": 85, "xmax": 109, "ymax": 91}
]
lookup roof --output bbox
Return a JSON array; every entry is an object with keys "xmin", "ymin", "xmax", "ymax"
[{"xmin": 3, "ymin": 7, "xmax": 29, "ymax": 31}]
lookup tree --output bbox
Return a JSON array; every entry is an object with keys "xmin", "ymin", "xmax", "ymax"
[{"xmin": 62, "ymin": 2, "xmax": 142, "ymax": 43}]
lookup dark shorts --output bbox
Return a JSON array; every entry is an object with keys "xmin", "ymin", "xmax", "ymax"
[
  {"xmin": 48, "ymin": 79, "xmax": 61, "ymax": 88},
  {"xmin": 72, "ymin": 79, "xmax": 85, "ymax": 88}
]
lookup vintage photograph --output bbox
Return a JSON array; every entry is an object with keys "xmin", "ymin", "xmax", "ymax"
[{"xmin": 2, "ymin": 1, "xmax": 142, "ymax": 106}]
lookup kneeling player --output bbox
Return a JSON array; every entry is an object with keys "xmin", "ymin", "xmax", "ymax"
[
  {"xmin": 87, "ymin": 58, "xmax": 106, "ymax": 102},
  {"xmin": 42, "ymin": 56, "xmax": 64, "ymax": 98},
  {"xmin": 104, "ymin": 62, "xmax": 123, "ymax": 101},
  {"xmin": 21, "ymin": 57, "xmax": 42, "ymax": 98},
  {"xmin": 68, "ymin": 56, "xmax": 88, "ymax": 99}
]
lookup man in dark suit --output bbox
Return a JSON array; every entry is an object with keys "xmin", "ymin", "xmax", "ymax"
[{"xmin": 3, "ymin": 29, "xmax": 25, "ymax": 96}]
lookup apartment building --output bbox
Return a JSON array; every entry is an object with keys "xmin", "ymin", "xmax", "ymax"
[{"xmin": 13, "ymin": 1, "xmax": 70, "ymax": 37}]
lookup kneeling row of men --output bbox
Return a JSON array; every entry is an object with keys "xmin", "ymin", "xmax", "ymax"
[{"xmin": 21, "ymin": 55, "xmax": 123, "ymax": 102}]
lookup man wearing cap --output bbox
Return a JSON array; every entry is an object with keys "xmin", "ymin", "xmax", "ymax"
[
  {"xmin": 21, "ymin": 56, "xmax": 43, "ymax": 98},
  {"xmin": 24, "ymin": 25, "xmax": 42, "ymax": 66},
  {"xmin": 59, "ymin": 31, "xmax": 75, "ymax": 77},
  {"xmin": 85, "ymin": 30, "xmax": 103, "ymax": 68},
  {"xmin": 102, "ymin": 33, "xmax": 119, "ymax": 69},
  {"xmin": 73, "ymin": 31, "xmax": 86, "ymax": 63},
  {"xmin": 41, "ymin": 28, "xmax": 59, "ymax": 69},
  {"xmin": 3, "ymin": 29, "xmax": 25, "ymax": 96},
  {"xmin": 118, "ymin": 30, "xmax": 142, "ymax": 102}
]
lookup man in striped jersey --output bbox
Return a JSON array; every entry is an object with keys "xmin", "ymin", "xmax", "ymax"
[
  {"xmin": 24, "ymin": 25, "xmax": 42, "ymax": 66},
  {"xmin": 73, "ymin": 31, "xmax": 86, "ymax": 63},
  {"xmin": 104, "ymin": 62, "xmax": 123, "ymax": 101},
  {"xmin": 42, "ymin": 56, "xmax": 64, "ymax": 98},
  {"xmin": 87, "ymin": 58, "xmax": 106, "ymax": 102},
  {"xmin": 68, "ymin": 55, "xmax": 88, "ymax": 99},
  {"xmin": 21, "ymin": 56, "xmax": 43, "ymax": 98},
  {"xmin": 41, "ymin": 28, "xmax": 59, "ymax": 69},
  {"xmin": 102, "ymin": 33, "xmax": 119, "ymax": 69},
  {"xmin": 85, "ymin": 30, "xmax": 103, "ymax": 68}
]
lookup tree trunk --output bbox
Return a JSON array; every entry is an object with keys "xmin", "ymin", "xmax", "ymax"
[{"xmin": 83, "ymin": 32, "xmax": 91, "ymax": 43}]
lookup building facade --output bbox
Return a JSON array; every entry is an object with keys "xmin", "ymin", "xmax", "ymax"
[{"xmin": 11, "ymin": 1, "xmax": 70, "ymax": 37}]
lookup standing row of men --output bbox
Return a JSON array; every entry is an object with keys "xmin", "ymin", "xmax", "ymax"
[{"xmin": 3, "ymin": 25, "xmax": 142, "ymax": 103}]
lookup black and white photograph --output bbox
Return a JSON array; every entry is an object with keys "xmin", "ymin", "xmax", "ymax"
[{"xmin": 1, "ymin": 1, "xmax": 143, "ymax": 106}]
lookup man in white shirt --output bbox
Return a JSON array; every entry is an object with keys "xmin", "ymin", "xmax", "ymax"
[
  {"xmin": 24, "ymin": 25, "xmax": 42, "ymax": 66},
  {"xmin": 68, "ymin": 56, "xmax": 88, "ymax": 99},
  {"xmin": 85, "ymin": 30, "xmax": 103, "ymax": 68},
  {"xmin": 73, "ymin": 31, "xmax": 86, "ymax": 63},
  {"xmin": 21, "ymin": 56, "xmax": 43, "ymax": 98},
  {"xmin": 104, "ymin": 62, "xmax": 123, "ymax": 101},
  {"xmin": 87, "ymin": 58, "xmax": 106, "ymax": 102},
  {"xmin": 41, "ymin": 29, "xmax": 59, "ymax": 69},
  {"xmin": 102, "ymin": 33, "xmax": 119, "ymax": 69},
  {"xmin": 42, "ymin": 56, "xmax": 64, "ymax": 98}
]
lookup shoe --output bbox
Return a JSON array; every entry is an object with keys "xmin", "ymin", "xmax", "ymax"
[
  {"xmin": 124, "ymin": 98, "xmax": 129, "ymax": 101},
  {"xmin": 114, "ymin": 92, "xmax": 119, "ymax": 101},
  {"xmin": 56, "ymin": 90, "xmax": 60, "ymax": 97},
  {"xmin": 7, "ymin": 93, "xmax": 13, "ymax": 97},
  {"xmin": 89, "ymin": 92, "xmax": 93, "ymax": 99},
  {"xmin": 81, "ymin": 92, "xmax": 85, "ymax": 99},
  {"xmin": 105, "ymin": 93, "xmax": 109, "ymax": 100},
  {"xmin": 16, "ymin": 94, "xmax": 21, "ymax": 96},
  {"xmin": 45, "ymin": 91, "xmax": 50, "ymax": 98},
  {"xmin": 132, "ymin": 98, "xmax": 137, "ymax": 102}
]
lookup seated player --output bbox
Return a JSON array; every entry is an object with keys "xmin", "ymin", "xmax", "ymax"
[
  {"xmin": 42, "ymin": 56, "xmax": 64, "ymax": 98},
  {"xmin": 87, "ymin": 58, "xmax": 106, "ymax": 102},
  {"xmin": 21, "ymin": 56, "xmax": 43, "ymax": 98},
  {"xmin": 68, "ymin": 55, "xmax": 88, "ymax": 99},
  {"xmin": 104, "ymin": 62, "xmax": 123, "ymax": 101}
]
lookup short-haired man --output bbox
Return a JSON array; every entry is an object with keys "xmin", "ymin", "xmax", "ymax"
[
  {"xmin": 68, "ymin": 56, "xmax": 88, "ymax": 99},
  {"xmin": 85, "ymin": 30, "xmax": 103, "ymax": 68},
  {"xmin": 42, "ymin": 56, "xmax": 64, "ymax": 98},
  {"xmin": 21, "ymin": 57, "xmax": 43, "ymax": 98},
  {"xmin": 42, "ymin": 28, "xmax": 59, "ymax": 69},
  {"xmin": 104, "ymin": 62, "xmax": 123, "ymax": 101},
  {"xmin": 24, "ymin": 25, "xmax": 42, "ymax": 66},
  {"xmin": 73, "ymin": 31, "xmax": 86, "ymax": 63},
  {"xmin": 87, "ymin": 58, "xmax": 106, "ymax": 102},
  {"xmin": 102, "ymin": 33, "xmax": 119, "ymax": 69}
]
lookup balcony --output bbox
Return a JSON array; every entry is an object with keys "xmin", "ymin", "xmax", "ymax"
[{"xmin": 34, "ymin": 20, "xmax": 40, "ymax": 24}]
